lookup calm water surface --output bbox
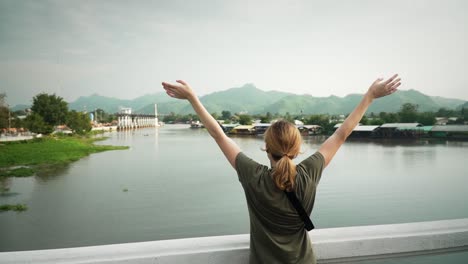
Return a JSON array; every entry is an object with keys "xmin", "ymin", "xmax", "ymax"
[{"xmin": 1, "ymin": 125, "xmax": 468, "ymax": 262}]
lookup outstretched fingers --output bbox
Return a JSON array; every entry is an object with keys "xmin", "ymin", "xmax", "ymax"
[
  {"xmin": 384, "ymin": 74, "xmax": 398, "ymax": 85},
  {"xmin": 176, "ymin": 80, "xmax": 188, "ymax": 86},
  {"xmin": 388, "ymin": 82, "xmax": 401, "ymax": 95},
  {"xmin": 162, "ymin": 82, "xmax": 179, "ymax": 97},
  {"xmin": 162, "ymin": 82, "xmax": 179, "ymax": 89},
  {"xmin": 387, "ymin": 78, "xmax": 401, "ymax": 92}
]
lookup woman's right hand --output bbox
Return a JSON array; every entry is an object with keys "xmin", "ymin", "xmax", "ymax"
[
  {"xmin": 368, "ymin": 74, "xmax": 401, "ymax": 99},
  {"xmin": 162, "ymin": 80, "xmax": 197, "ymax": 101}
]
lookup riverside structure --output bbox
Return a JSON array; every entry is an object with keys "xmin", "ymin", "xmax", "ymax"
[{"xmin": 116, "ymin": 104, "xmax": 159, "ymax": 130}]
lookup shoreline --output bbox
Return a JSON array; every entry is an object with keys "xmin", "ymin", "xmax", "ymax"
[{"xmin": 0, "ymin": 135, "xmax": 128, "ymax": 177}]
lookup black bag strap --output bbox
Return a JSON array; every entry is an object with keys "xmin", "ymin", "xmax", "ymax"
[{"xmin": 284, "ymin": 191, "xmax": 315, "ymax": 231}]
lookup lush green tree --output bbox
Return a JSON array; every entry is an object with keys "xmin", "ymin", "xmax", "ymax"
[
  {"xmin": 369, "ymin": 118, "xmax": 385, "ymax": 126},
  {"xmin": 417, "ymin": 112, "xmax": 436, "ymax": 126},
  {"xmin": 162, "ymin": 113, "xmax": 200, "ymax": 123},
  {"xmin": 221, "ymin": 110, "xmax": 232, "ymax": 120},
  {"xmin": 92, "ymin": 108, "xmax": 115, "ymax": 123},
  {"xmin": 379, "ymin": 112, "xmax": 399, "ymax": 123},
  {"xmin": 238, "ymin": 114, "xmax": 253, "ymax": 125},
  {"xmin": 360, "ymin": 115, "xmax": 369, "ymax": 125},
  {"xmin": 0, "ymin": 93, "xmax": 9, "ymax": 129},
  {"xmin": 257, "ymin": 112, "xmax": 273, "ymax": 123},
  {"xmin": 305, "ymin": 114, "xmax": 337, "ymax": 134},
  {"xmin": 0, "ymin": 106, "xmax": 8, "ymax": 129},
  {"xmin": 163, "ymin": 112, "xmax": 177, "ymax": 123},
  {"xmin": 12, "ymin": 115, "xmax": 25, "ymax": 129},
  {"xmin": 211, "ymin": 112, "xmax": 219, "ymax": 120},
  {"xmin": 284, "ymin": 112, "xmax": 294, "ymax": 123},
  {"xmin": 31, "ymin": 93, "xmax": 68, "ymax": 126},
  {"xmin": 305, "ymin": 114, "xmax": 328, "ymax": 127},
  {"xmin": 259, "ymin": 115, "xmax": 270, "ymax": 123},
  {"xmin": 25, "ymin": 113, "xmax": 53, "ymax": 134},
  {"xmin": 436, "ymin": 107, "xmax": 456, "ymax": 117},
  {"xmin": 399, "ymin": 103, "xmax": 419, "ymax": 123},
  {"xmin": 461, "ymin": 107, "xmax": 468, "ymax": 121},
  {"xmin": 66, "ymin": 110, "xmax": 91, "ymax": 135}
]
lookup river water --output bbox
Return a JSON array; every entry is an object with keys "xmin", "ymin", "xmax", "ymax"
[{"xmin": 1, "ymin": 125, "xmax": 468, "ymax": 262}]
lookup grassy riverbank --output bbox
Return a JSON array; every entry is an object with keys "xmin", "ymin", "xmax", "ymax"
[{"xmin": 0, "ymin": 135, "xmax": 128, "ymax": 177}]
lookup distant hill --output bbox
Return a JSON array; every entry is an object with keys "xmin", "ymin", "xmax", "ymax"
[
  {"xmin": 150, "ymin": 86, "xmax": 467, "ymax": 115},
  {"xmin": 68, "ymin": 92, "xmax": 170, "ymax": 113},
  {"xmin": 11, "ymin": 104, "xmax": 30, "ymax": 112},
  {"xmin": 13, "ymin": 85, "xmax": 467, "ymax": 115}
]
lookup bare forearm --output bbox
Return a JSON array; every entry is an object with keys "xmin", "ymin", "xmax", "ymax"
[
  {"xmin": 335, "ymin": 92, "xmax": 373, "ymax": 141},
  {"xmin": 189, "ymin": 96, "xmax": 225, "ymax": 140}
]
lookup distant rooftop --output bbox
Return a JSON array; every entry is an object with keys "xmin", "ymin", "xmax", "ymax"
[
  {"xmin": 431, "ymin": 125, "xmax": 468, "ymax": 132},
  {"xmin": 380, "ymin": 123, "xmax": 423, "ymax": 128}
]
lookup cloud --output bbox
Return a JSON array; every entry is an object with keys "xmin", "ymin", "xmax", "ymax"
[{"xmin": 1, "ymin": 0, "xmax": 468, "ymax": 106}]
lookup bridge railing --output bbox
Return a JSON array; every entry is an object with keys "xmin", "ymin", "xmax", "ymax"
[{"xmin": 1, "ymin": 218, "xmax": 468, "ymax": 264}]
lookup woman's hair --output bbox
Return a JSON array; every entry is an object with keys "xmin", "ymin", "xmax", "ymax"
[{"xmin": 264, "ymin": 120, "xmax": 302, "ymax": 191}]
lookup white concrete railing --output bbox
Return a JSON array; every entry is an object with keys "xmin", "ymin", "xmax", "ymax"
[{"xmin": 1, "ymin": 218, "xmax": 468, "ymax": 264}]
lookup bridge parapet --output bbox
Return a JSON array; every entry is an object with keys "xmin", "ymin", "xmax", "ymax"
[{"xmin": 1, "ymin": 218, "xmax": 468, "ymax": 264}]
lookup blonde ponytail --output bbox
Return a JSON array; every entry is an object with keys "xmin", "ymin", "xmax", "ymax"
[
  {"xmin": 272, "ymin": 156, "xmax": 297, "ymax": 191},
  {"xmin": 264, "ymin": 120, "xmax": 302, "ymax": 191}
]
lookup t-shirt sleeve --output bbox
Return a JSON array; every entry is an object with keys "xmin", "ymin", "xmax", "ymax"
[
  {"xmin": 298, "ymin": 152, "xmax": 325, "ymax": 184},
  {"xmin": 235, "ymin": 152, "xmax": 266, "ymax": 185}
]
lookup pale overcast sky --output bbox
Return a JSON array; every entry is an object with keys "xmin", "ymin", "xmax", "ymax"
[{"xmin": 1, "ymin": 0, "xmax": 467, "ymax": 106}]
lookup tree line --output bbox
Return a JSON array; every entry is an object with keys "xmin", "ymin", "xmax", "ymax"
[
  {"xmin": 1, "ymin": 93, "xmax": 93, "ymax": 135},
  {"xmin": 3, "ymin": 93, "xmax": 467, "ymax": 136},
  {"xmin": 163, "ymin": 103, "xmax": 468, "ymax": 134}
]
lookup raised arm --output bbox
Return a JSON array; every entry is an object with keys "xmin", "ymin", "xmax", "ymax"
[
  {"xmin": 318, "ymin": 74, "xmax": 401, "ymax": 168},
  {"xmin": 162, "ymin": 80, "xmax": 241, "ymax": 168}
]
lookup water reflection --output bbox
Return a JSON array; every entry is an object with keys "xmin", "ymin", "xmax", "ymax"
[
  {"xmin": 34, "ymin": 163, "xmax": 71, "ymax": 182},
  {"xmin": 0, "ymin": 177, "xmax": 13, "ymax": 196}
]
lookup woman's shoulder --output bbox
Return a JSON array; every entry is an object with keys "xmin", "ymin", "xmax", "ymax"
[
  {"xmin": 296, "ymin": 152, "xmax": 325, "ymax": 184},
  {"xmin": 298, "ymin": 152, "xmax": 325, "ymax": 169},
  {"xmin": 235, "ymin": 152, "xmax": 269, "ymax": 183}
]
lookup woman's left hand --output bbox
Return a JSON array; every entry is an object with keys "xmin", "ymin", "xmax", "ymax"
[
  {"xmin": 368, "ymin": 74, "xmax": 401, "ymax": 99},
  {"xmin": 162, "ymin": 80, "xmax": 196, "ymax": 101}
]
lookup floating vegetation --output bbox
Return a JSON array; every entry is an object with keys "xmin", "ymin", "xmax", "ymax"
[
  {"xmin": 0, "ymin": 136, "xmax": 128, "ymax": 178},
  {"xmin": 0, "ymin": 204, "xmax": 28, "ymax": 212}
]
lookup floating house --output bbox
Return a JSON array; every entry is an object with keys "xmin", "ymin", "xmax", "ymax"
[
  {"xmin": 252, "ymin": 123, "xmax": 271, "ymax": 135},
  {"xmin": 429, "ymin": 125, "xmax": 468, "ymax": 139},
  {"xmin": 229, "ymin": 125, "xmax": 255, "ymax": 135},
  {"xmin": 334, "ymin": 124, "xmax": 379, "ymax": 138},
  {"xmin": 299, "ymin": 125, "xmax": 323, "ymax": 135},
  {"xmin": 190, "ymin": 121, "xmax": 204, "ymax": 128},
  {"xmin": 221, "ymin": 124, "xmax": 239, "ymax": 133},
  {"xmin": 375, "ymin": 123, "xmax": 423, "ymax": 138},
  {"xmin": 351, "ymin": 125, "xmax": 380, "ymax": 137}
]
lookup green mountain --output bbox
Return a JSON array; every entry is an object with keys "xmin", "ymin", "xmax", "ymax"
[
  {"xmin": 138, "ymin": 84, "xmax": 292, "ymax": 114},
  {"xmin": 18, "ymin": 85, "xmax": 463, "ymax": 115},
  {"xmin": 68, "ymin": 92, "xmax": 170, "ymax": 113},
  {"xmin": 68, "ymin": 94, "xmax": 126, "ymax": 113},
  {"xmin": 11, "ymin": 104, "xmax": 31, "ymax": 112},
  {"xmin": 197, "ymin": 84, "xmax": 290, "ymax": 114},
  {"xmin": 262, "ymin": 89, "xmax": 466, "ymax": 115}
]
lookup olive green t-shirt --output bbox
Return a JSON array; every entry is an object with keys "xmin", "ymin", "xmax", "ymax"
[{"xmin": 235, "ymin": 152, "xmax": 325, "ymax": 264}]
